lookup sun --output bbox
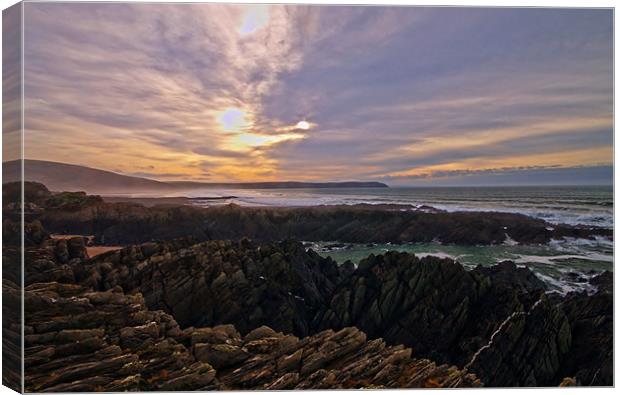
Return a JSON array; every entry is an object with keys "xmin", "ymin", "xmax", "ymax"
[{"xmin": 295, "ymin": 121, "xmax": 311, "ymax": 130}]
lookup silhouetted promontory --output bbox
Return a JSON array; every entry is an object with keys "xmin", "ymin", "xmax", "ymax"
[{"xmin": 4, "ymin": 160, "xmax": 387, "ymax": 194}]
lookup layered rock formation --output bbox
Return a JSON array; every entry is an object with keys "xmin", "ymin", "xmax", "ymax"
[
  {"xmin": 556, "ymin": 284, "xmax": 613, "ymax": 385},
  {"xmin": 18, "ymin": 236, "xmax": 612, "ymax": 388},
  {"xmin": 71, "ymin": 238, "xmax": 348, "ymax": 334},
  {"xmin": 2, "ymin": 184, "xmax": 612, "ymax": 389},
  {"xmin": 18, "ymin": 281, "xmax": 480, "ymax": 391},
  {"xmin": 313, "ymin": 254, "xmax": 570, "ymax": 387}
]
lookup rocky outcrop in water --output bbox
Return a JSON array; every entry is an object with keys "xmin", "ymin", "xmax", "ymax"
[
  {"xmin": 7, "ymin": 182, "xmax": 611, "ymax": 246},
  {"xmin": 48, "ymin": 202, "xmax": 612, "ymax": 246},
  {"xmin": 18, "ymin": 281, "xmax": 480, "ymax": 391}
]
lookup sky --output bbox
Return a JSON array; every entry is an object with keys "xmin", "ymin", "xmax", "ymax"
[{"xmin": 12, "ymin": 4, "xmax": 614, "ymax": 185}]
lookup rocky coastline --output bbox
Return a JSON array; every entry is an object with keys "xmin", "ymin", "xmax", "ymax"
[
  {"xmin": 13, "ymin": 280, "xmax": 480, "ymax": 391},
  {"xmin": 2, "ymin": 182, "xmax": 613, "ymax": 389},
  {"xmin": 5, "ymin": 182, "xmax": 612, "ymax": 246}
]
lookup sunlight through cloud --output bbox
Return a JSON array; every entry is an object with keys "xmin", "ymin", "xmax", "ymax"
[
  {"xmin": 233, "ymin": 132, "xmax": 305, "ymax": 148},
  {"xmin": 218, "ymin": 108, "xmax": 251, "ymax": 132},
  {"xmin": 295, "ymin": 121, "xmax": 311, "ymax": 130},
  {"xmin": 20, "ymin": 4, "xmax": 612, "ymax": 184},
  {"xmin": 238, "ymin": 5, "xmax": 270, "ymax": 36}
]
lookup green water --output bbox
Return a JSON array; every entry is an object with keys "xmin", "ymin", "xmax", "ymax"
[{"xmin": 310, "ymin": 237, "xmax": 613, "ymax": 294}]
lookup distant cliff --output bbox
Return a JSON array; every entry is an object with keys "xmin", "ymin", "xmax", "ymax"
[{"xmin": 3, "ymin": 159, "xmax": 388, "ymax": 194}]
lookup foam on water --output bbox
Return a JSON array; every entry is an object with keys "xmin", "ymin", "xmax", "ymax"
[
  {"xmin": 154, "ymin": 185, "xmax": 613, "ymax": 294},
  {"xmin": 412, "ymin": 252, "xmax": 460, "ymax": 261},
  {"xmin": 311, "ymin": 236, "xmax": 613, "ymax": 295},
  {"xmin": 180, "ymin": 185, "xmax": 613, "ymax": 229}
]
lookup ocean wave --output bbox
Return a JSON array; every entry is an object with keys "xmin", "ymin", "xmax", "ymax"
[
  {"xmin": 183, "ymin": 187, "xmax": 613, "ymax": 228},
  {"xmin": 312, "ymin": 238, "xmax": 612, "ymax": 297},
  {"xmin": 513, "ymin": 253, "xmax": 613, "ymax": 265},
  {"xmin": 534, "ymin": 272, "xmax": 598, "ymax": 295}
]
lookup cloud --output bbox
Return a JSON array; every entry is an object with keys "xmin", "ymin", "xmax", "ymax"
[
  {"xmin": 20, "ymin": 5, "xmax": 613, "ymax": 184},
  {"xmin": 385, "ymin": 164, "xmax": 565, "ymax": 180},
  {"xmin": 381, "ymin": 165, "xmax": 613, "ymax": 186},
  {"xmin": 22, "ymin": 3, "xmax": 316, "ymax": 180},
  {"xmin": 2, "ymin": 4, "xmax": 23, "ymax": 162},
  {"xmin": 123, "ymin": 171, "xmax": 190, "ymax": 180},
  {"xmin": 192, "ymin": 146, "xmax": 250, "ymax": 159}
]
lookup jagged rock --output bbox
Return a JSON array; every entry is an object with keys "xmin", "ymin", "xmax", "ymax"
[
  {"xmin": 315, "ymin": 252, "xmax": 482, "ymax": 362},
  {"xmin": 191, "ymin": 325, "xmax": 242, "ymax": 346},
  {"xmin": 5, "ymin": 183, "xmax": 607, "ymax": 246},
  {"xmin": 54, "ymin": 239, "xmax": 70, "ymax": 263},
  {"xmin": 18, "ymin": 281, "xmax": 479, "ymax": 391},
  {"xmin": 557, "ymin": 290, "xmax": 612, "ymax": 386},
  {"xmin": 559, "ymin": 377, "xmax": 577, "ymax": 387},
  {"xmin": 471, "ymin": 260, "xmax": 547, "ymax": 293},
  {"xmin": 2, "ymin": 181, "xmax": 52, "ymax": 210},
  {"xmin": 78, "ymin": 239, "xmax": 346, "ymax": 335},
  {"xmin": 589, "ymin": 271, "xmax": 612, "ymax": 294},
  {"xmin": 216, "ymin": 326, "xmax": 480, "ymax": 389},
  {"xmin": 24, "ymin": 248, "xmax": 75, "ymax": 285},
  {"xmin": 20, "ymin": 282, "xmax": 215, "ymax": 392},
  {"xmin": 51, "ymin": 237, "xmax": 88, "ymax": 263},
  {"xmin": 463, "ymin": 294, "xmax": 571, "ymax": 386},
  {"xmin": 12, "ymin": 233, "xmax": 613, "ymax": 388},
  {"xmin": 2, "ymin": 279, "xmax": 22, "ymax": 391},
  {"xmin": 67, "ymin": 237, "xmax": 88, "ymax": 260},
  {"xmin": 3, "ymin": 219, "xmax": 49, "ymax": 246},
  {"xmin": 244, "ymin": 325, "xmax": 278, "ymax": 342},
  {"xmin": 193, "ymin": 343, "xmax": 250, "ymax": 368},
  {"xmin": 311, "ymin": 251, "xmax": 575, "ymax": 387}
]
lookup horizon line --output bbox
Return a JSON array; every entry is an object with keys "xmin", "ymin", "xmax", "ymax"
[{"xmin": 5, "ymin": 158, "xmax": 614, "ymax": 188}]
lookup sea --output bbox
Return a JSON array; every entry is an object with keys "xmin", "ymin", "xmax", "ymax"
[{"xmin": 172, "ymin": 185, "xmax": 614, "ymax": 294}]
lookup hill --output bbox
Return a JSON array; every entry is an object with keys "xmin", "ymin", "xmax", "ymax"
[{"xmin": 2, "ymin": 160, "xmax": 388, "ymax": 194}]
